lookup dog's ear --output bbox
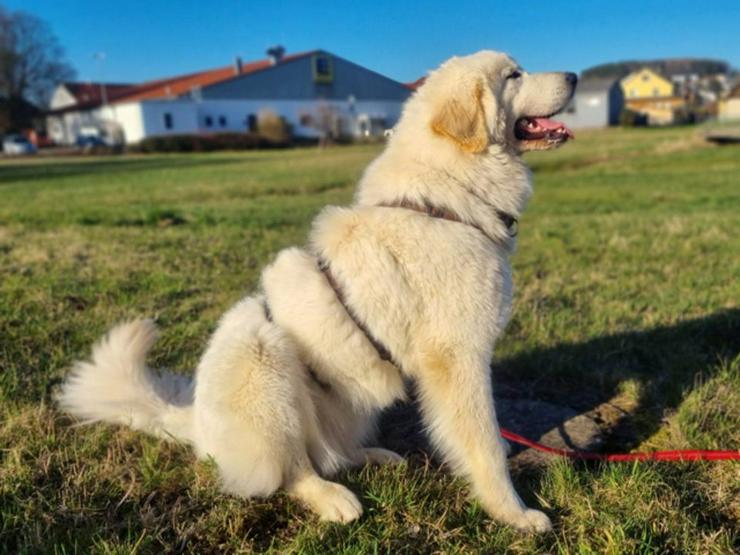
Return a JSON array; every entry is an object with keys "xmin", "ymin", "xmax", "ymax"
[{"xmin": 431, "ymin": 79, "xmax": 488, "ymax": 153}]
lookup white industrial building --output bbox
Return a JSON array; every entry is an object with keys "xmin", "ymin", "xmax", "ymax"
[{"xmin": 47, "ymin": 49, "xmax": 412, "ymax": 145}]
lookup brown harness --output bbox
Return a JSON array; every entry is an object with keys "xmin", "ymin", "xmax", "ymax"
[
  {"xmin": 377, "ymin": 197, "xmax": 518, "ymax": 241},
  {"xmin": 317, "ymin": 257, "xmax": 395, "ymax": 363},
  {"xmin": 265, "ymin": 199, "xmax": 518, "ymax": 376}
]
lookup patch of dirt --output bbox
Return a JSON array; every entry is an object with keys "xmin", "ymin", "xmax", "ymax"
[
  {"xmin": 378, "ymin": 390, "xmax": 638, "ymax": 470},
  {"xmin": 652, "ymin": 133, "xmax": 706, "ymax": 155},
  {"xmin": 496, "ymin": 398, "xmax": 602, "ymax": 468}
]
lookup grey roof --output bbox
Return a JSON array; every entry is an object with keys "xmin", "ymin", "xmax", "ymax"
[{"xmin": 576, "ymin": 77, "xmax": 620, "ymax": 93}]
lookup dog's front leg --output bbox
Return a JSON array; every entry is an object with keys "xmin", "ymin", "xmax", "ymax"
[{"xmin": 415, "ymin": 351, "xmax": 552, "ymax": 532}]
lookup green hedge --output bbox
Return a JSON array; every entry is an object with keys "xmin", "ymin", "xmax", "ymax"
[
  {"xmin": 619, "ymin": 109, "xmax": 648, "ymax": 127},
  {"xmin": 134, "ymin": 132, "xmax": 291, "ymax": 153}
]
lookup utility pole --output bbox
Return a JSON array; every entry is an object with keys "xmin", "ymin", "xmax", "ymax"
[{"xmin": 93, "ymin": 52, "xmax": 107, "ymax": 105}]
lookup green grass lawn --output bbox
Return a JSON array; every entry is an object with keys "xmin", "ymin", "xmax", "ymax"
[{"xmin": 1, "ymin": 127, "xmax": 738, "ymax": 553}]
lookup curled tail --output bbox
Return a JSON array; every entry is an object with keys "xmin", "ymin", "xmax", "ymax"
[{"xmin": 57, "ymin": 319, "xmax": 195, "ymax": 443}]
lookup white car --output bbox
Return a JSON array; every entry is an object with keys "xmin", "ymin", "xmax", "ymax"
[{"xmin": 3, "ymin": 135, "xmax": 37, "ymax": 155}]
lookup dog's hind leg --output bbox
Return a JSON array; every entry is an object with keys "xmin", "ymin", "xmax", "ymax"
[
  {"xmin": 414, "ymin": 348, "xmax": 552, "ymax": 533},
  {"xmin": 193, "ymin": 296, "xmax": 362, "ymax": 522},
  {"xmin": 286, "ymin": 460, "xmax": 363, "ymax": 523}
]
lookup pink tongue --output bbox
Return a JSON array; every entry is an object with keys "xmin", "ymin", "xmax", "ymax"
[{"xmin": 533, "ymin": 117, "xmax": 574, "ymax": 138}]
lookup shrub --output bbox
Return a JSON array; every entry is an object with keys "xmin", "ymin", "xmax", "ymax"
[
  {"xmin": 619, "ymin": 109, "xmax": 648, "ymax": 127},
  {"xmin": 79, "ymin": 144, "xmax": 123, "ymax": 155},
  {"xmin": 135, "ymin": 131, "xmax": 291, "ymax": 153},
  {"xmin": 257, "ymin": 110, "xmax": 292, "ymax": 144}
]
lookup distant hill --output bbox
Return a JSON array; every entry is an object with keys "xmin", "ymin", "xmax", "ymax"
[{"xmin": 582, "ymin": 58, "xmax": 730, "ymax": 79}]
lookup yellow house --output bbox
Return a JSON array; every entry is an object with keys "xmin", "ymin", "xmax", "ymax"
[
  {"xmin": 621, "ymin": 68, "xmax": 674, "ymax": 99},
  {"xmin": 621, "ymin": 68, "xmax": 684, "ymax": 124},
  {"xmin": 718, "ymin": 85, "xmax": 740, "ymax": 121}
]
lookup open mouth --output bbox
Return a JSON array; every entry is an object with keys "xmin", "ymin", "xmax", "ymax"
[{"xmin": 514, "ymin": 116, "xmax": 574, "ymax": 143}]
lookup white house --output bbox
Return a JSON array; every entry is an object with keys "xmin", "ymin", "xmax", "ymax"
[
  {"xmin": 47, "ymin": 49, "xmax": 413, "ymax": 146},
  {"xmin": 557, "ymin": 77, "xmax": 624, "ymax": 129}
]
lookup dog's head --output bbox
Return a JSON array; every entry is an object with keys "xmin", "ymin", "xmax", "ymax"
[{"xmin": 419, "ymin": 50, "xmax": 576, "ymax": 154}]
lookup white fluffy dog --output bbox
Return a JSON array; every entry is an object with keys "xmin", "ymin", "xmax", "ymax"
[{"xmin": 58, "ymin": 50, "xmax": 576, "ymax": 532}]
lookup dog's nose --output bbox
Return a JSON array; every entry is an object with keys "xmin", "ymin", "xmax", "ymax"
[{"xmin": 565, "ymin": 72, "xmax": 578, "ymax": 86}]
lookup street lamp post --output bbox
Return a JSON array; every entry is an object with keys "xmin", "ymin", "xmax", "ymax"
[{"xmin": 93, "ymin": 52, "xmax": 107, "ymax": 105}]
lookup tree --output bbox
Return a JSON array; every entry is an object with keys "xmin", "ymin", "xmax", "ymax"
[
  {"xmin": 0, "ymin": 5, "xmax": 75, "ymax": 111},
  {"xmin": 301, "ymin": 100, "xmax": 344, "ymax": 147},
  {"xmin": 0, "ymin": 95, "xmax": 40, "ymax": 132}
]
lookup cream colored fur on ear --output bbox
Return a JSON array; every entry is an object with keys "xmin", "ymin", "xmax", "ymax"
[{"xmin": 431, "ymin": 80, "xmax": 488, "ymax": 153}]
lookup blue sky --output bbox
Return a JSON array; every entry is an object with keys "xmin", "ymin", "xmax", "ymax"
[{"xmin": 9, "ymin": 0, "xmax": 740, "ymax": 84}]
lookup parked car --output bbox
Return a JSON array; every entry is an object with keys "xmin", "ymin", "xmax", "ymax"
[
  {"xmin": 2, "ymin": 135, "xmax": 37, "ymax": 155},
  {"xmin": 25, "ymin": 129, "xmax": 54, "ymax": 148},
  {"xmin": 76, "ymin": 135, "xmax": 107, "ymax": 148}
]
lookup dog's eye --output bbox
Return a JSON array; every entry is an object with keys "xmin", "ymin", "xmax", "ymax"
[{"xmin": 507, "ymin": 70, "xmax": 522, "ymax": 80}]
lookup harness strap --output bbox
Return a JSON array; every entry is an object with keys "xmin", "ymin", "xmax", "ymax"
[
  {"xmin": 317, "ymin": 257, "xmax": 395, "ymax": 364},
  {"xmin": 377, "ymin": 198, "xmax": 518, "ymax": 242},
  {"xmin": 262, "ymin": 298, "xmax": 332, "ymax": 392},
  {"xmin": 311, "ymin": 199, "xmax": 518, "ymax": 366},
  {"xmin": 264, "ymin": 199, "xmax": 517, "ymax": 377}
]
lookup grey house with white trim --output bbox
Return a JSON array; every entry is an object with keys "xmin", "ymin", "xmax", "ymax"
[{"xmin": 558, "ymin": 77, "xmax": 624, "ymax": 129}]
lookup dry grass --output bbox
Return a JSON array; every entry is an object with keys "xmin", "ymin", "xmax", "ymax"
[{"xmin": 1, "ymin": 127, "xmax": 738, "ymax": 553}]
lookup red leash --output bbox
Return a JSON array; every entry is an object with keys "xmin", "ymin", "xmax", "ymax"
[{"xmin": 500, "ymin": 428, "xmax": 740, "ymax": 462}]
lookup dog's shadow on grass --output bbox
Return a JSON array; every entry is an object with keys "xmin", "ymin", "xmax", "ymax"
[{"xmin": 378, "ymin": 308, "xmax": 739, "ymax": 466}]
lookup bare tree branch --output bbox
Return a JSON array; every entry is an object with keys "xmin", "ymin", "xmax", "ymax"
[{"xmin": 0, "ymin": 5, "xmax": 75, "ymax": 107}]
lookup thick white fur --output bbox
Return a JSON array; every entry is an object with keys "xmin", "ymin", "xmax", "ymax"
[{"xmin": 58, "ymin": 51, "xmax": 575, "ymax": 531}]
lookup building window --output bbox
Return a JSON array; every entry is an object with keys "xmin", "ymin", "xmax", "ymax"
[
  {"xmin": 312, "ymin": 54, "xmax": 334, "ymax": 83},
  {"xmin": 246, "ymin": 114, "xmax": 257, "ymax": 132},
  {"xmin": 315, "ymin": 57, "xmax": 330, "ymax": 76},
  {"xmin": 653, "ymin": 88, "xmax": 659, "ymax": 97},
  {"xmin": 219, "ymin": 116, "xmax": 227, "ymax": 127},
  {"xmin": 205, "ymin": 115, "xmax": 213, "ymax": 127},
  {"xmin": 164, "ymin": 113, "xmax": 173, "ymax": 129}
]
